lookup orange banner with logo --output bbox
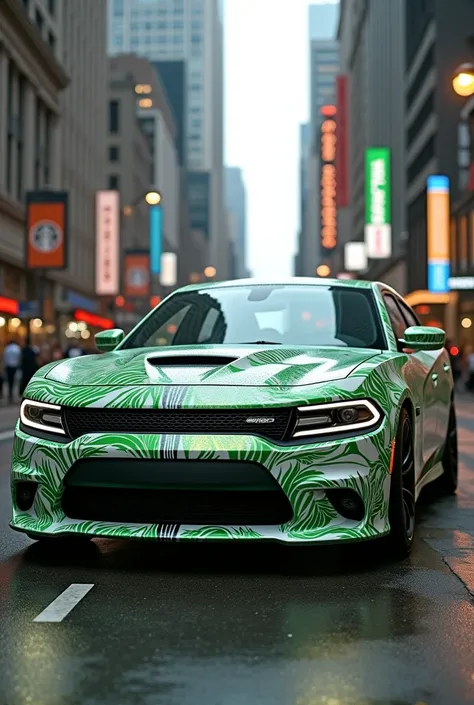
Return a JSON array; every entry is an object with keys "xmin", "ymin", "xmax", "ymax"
[
  {"xmin": 25, "ymin": 191, "xmax": 68, "ymax": 269},
  {"xmin": 124, "ymin": 252, "xmax": 150, "ymax": 298}
]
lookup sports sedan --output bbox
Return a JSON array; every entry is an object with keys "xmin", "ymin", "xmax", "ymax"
[{"xmin": 11, "ymin": 278, "xmax": 457, "ymax": 559}]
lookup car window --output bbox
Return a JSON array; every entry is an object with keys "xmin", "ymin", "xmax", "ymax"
[
  {"xmin": 397, "ymin": 299, "xmax": 420, "ymax": 328},
  {"xmin": 121, "ymin": 285, "xmax": 388, "ymax": 350},
  {"xmin": 383, "ymin": 294, "xmax": 407, "ymax": 341}
]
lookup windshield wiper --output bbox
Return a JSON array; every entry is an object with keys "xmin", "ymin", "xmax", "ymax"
[{"xmin": 239, "ymin": 340, "xmax": 282, "ymax": 345}]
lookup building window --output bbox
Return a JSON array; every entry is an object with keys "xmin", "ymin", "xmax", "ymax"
[
  {"xmin": 44, "ymin": 110, "xmax": 52, "ymax": 186},
  {"xmin": 22, "ymin": 0, "xmax": 29, "ymax": 10},
  {"xmin": 48, "ymin": 0, "xmax": 55, "ymax": 16},
  {"xmin": 109, "ymin": 100, "xmax": 120, "ymax": 133},
  {"xmin": 109, "ymin": 146, "xmax": 120, "ymax": 162},
  {"xmin": 48, "ymin": 31, "xmax": 56, "ymax": 52},
  {"xmin": 16, "ymin": 75, "xmax": 26, "ymax": 200},
  {"xmin": 35, "ymin": 8, "xmax": 44, "ymax": 33},
  {"xmin": 7, "ymin": 59, "xmax": 15, "ymax": 193},
  {"xmin": 109, "ymin": 174, "xmax": 120, "ymax": 190},
  {"xmin": 112, "ymin": 0, "xmax": 124, "ymax": 17}
]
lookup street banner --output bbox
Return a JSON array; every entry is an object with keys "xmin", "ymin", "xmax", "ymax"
[
  {"xmin": 427, "ymin": 175, "xmax": 450, "ymax": 294},
  {"xmin": 364, "ymin": 148, "xmax": 392, "ymax": 258},
  {"xmin": 344, "ymin": 242, "xmax": 367, "ymax": 271},
  {"xmin": 25, "ymin": 190, "xmax": 68, "ymax": 269},
  {"xmin": 150, "ymin": 205, "xmax": 162, "ymax": 275},
  {"xmin": 160, "ymin": 252, "xmax": 177, "ymax": 287},
  {"xmin": 96, "ymin": 190, "xmax": 120, "ymax": 296},
  {"xmin": 124, "ymin": 251, "xmax": 150, "ymax": 298}
]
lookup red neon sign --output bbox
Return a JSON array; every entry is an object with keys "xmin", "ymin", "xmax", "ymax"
[
  {"xmin": 74, "ymin": 309, "xmax": 114, "ymax": 329},
  {"xmin": 0, "ymin": 296, "xmax": 19, "ymax": 316}
]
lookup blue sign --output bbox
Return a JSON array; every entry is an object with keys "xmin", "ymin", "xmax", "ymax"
[
  {"xmin": 149, "ymin": 205, "xmax": 162, "ymax": 275},
  {"xmin": 66, "ymin": 291, "xmax": 99, "ymax": 313},
  {"xmin": 19, "ymin": 301, "xmax": 40, "ymax": 317}
]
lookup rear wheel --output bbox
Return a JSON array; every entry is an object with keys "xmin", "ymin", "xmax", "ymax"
[
  {"xmin": 434, "ymin": 402, "xmax": 458, "ymax": 495},
  {"xmin": 385, "ymin": 408, "xmax": 415, "ymax": 560}
]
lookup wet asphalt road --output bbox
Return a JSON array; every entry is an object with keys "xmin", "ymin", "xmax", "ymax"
[{"xmin": 1, "ymin": 401, "xmax": 474, "ymax": 704}]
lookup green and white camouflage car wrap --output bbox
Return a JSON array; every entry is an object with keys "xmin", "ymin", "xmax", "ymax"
[{"xmin": 10, "ymin": 278, "xmax": 455, "ymax": 553}]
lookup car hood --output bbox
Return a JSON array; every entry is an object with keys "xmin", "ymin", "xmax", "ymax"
[{"xmin": 45, "ymin": 345, "xmax": 381, "ymax": 388}]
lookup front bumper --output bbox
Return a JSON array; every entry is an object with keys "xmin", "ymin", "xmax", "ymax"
[{"xmin": 11, "ymin": 422, "xmax": 392, "ymax": 544}]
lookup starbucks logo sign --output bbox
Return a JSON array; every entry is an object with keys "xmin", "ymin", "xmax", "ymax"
[{"xmin": 29, "ymin": 221, "xmax": 63, "ymax": 253}]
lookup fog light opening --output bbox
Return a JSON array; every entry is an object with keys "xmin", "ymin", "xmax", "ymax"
[
  {"xmin": 15, "ymin": 481, "xmax": 38, "ymax": 511},
  {"xmin": 326, "ymin": 488, "xmax": 365, "ymax": 521}
]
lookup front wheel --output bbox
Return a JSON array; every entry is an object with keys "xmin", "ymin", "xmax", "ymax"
[
  {"xmin": 26, "ymin": 532, "xmax": 93, "ymax": 544},
  {"xmin": 385, "ymin": 408, "xmax": 416, "ymax": 560},
  {"xmin": 434, "ymin": 403, "xmax": 458, "ymax": 495}
]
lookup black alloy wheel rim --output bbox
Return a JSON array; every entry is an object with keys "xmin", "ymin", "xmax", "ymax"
[{"xmin": 401, "ymin": 418, "xmax": 415, "ymax": 541}]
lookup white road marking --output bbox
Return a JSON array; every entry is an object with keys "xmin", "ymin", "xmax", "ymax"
[
  {"xmin": 0, "ymin": 430, "xmax": 14, "ymax": 442},
  {"xmin": 33, "ymin": 584, "xmax": 94, "ymax": 623}
]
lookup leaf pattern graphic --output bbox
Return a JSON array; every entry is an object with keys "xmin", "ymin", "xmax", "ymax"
[{"xmin": 9, "ymin": 287, "xmax": 444, "ymax": 545}]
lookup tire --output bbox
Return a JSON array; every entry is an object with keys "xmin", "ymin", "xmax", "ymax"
[
  {"xmin": 435, "ymin": 402, "xmax": 458, "ymax": 495},
  {"xmin": 26, "ymin": 532, "xmax": 93, "ymax": 544},
  {"xmin": 385, "ymin": 408, "xmax": 416, "ymax": 560}
]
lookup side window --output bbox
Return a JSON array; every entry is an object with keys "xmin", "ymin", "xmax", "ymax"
[
  {"xmin": 397, "ymin": 300, "xmax": 420, "ymax": 328},
  {"xmin": 383, "ymin": 295, "xmax": 407, "ymax": 341}
]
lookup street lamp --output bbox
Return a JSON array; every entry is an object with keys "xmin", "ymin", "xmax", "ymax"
[
  {"xmin": 453, "ymin": 63, "xmax": 474, "ymax": 97},
  {"xmin": 145, "ymin": 190, "xmax": 161, "ymax": 206},
  {"xmin": 316, "ymin": 264, "xmax": 331, "ymax": 277}
]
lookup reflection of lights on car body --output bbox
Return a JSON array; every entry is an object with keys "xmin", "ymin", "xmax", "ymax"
[{"xmin": 11, "ymin": 278, "xmax": 456, "ymax": 562}]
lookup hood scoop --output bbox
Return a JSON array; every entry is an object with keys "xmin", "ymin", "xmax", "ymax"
[{"xmin": 146, "ymin": 355, "xmax": 238, "ymax": 368}]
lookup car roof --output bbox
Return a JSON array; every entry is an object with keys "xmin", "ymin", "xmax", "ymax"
[{"xmin": 177, "ymin": 277, "xmax": 378, "ymax": 293}]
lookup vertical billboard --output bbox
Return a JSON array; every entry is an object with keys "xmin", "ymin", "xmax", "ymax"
[
  {"xmin": 427, "ymin": 175, "xmax": 450, "ymax": 293},
  {"xmin": 364, "ymin": 148, "xmax": 391, "ymax": 258},
  {"xmin": 336, "ymin": 75, "xmax": 349, "ymax": 208},
  {"xmin": 96, "ymin": 190, "xmax": 120, "ymax": 296},
  {"xmin": 160, "ymin": 252, "xmax": 177, "ymax": 287},
  {"xmin": 149, "ymin": 204, "xmax": 162, "ymax": 275},
  {"xmin": 25, "ymin": 190, "xmax": 68, "ymax": 269},
  {"xmin": 124, "ymin": 251, "xmax": 150, "ymax": 298},
  {"xmin": 320, "ymin": 109, "xmax": 337, "ymax": 253},
  {"xmin": 344, "ymin": 242, "xmax": 367, "ymax": 272}
]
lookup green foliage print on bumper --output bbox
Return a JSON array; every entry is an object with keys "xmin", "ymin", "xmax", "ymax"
[{"xmin": 11, "ymin": 423, "xmax": 391, "ymax": 544}]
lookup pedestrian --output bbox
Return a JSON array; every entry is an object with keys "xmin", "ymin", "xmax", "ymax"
[
  {"xmin": 2, "ymin": 339, "xmax": 21, "ymax": 403},
  {"xmin": 19, "ymin": 335, "xmax": 39, "ymax": 396}
]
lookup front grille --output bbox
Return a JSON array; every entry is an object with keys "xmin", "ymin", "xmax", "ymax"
[
  {"xmin": 63, "ymin": 406, "xmax": 293, "ymax": 441},
  {"xmin": 62, "ymin": 487, "xmax": 293, "ymax": 525},
  {"xmin": 61, "ymin": 458, "xmax": 294, "ymax": 525}
]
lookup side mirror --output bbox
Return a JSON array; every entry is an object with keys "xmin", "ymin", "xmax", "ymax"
[
  {"xmin": 398, "ymin": 325, "xmax": 446, "ymax": 352},
  {"xmin": 95, "ymin": 329, "xmax": 124, "ymax": 352}
]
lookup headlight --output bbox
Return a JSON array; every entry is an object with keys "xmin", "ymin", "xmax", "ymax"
[
  {"xmin": 20, "ymin": 399, "xmax": 66, "ymax": 436},
  {"xmin": 293, "ymin": 399, "xmax": 381, "ymax": 439}
]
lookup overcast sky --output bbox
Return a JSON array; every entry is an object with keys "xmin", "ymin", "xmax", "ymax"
[{"xmin": 224, "ymin": 0, "xmax": 339, "ymax": 278}]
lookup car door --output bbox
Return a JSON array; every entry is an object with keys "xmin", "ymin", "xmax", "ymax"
[
  {"xmin": 382, "ymin": 293, "xmax": 437, "ymax": 474},
  {"xmin": 397, "ymin": 297, "xmax": 450, "ymax": 455}
]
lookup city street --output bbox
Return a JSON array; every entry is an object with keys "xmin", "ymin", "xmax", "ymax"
[{"xmin": 0, "ymin": 400, "xmax": 473, "ymax": 704}]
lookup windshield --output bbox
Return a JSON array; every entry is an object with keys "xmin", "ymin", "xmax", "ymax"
[{"xmin": 121, "ymin": 284, "xmax": 386, "ymax": 350}]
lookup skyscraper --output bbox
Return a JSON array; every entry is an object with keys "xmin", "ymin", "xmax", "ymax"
[
  {"xmin": 294, "ymin": 3, "xmax": 339, "ymax": 277},
  {"xmin": 108, "ymin": 0, "xmax": 227, "ymax": 278},
  {"xmin": 225, "ymin": 168, "xmax": 248, "ymax": 278},
  {"xmin": 309, "ymin": 2, "xmax": 339, "ymax": 40}
]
